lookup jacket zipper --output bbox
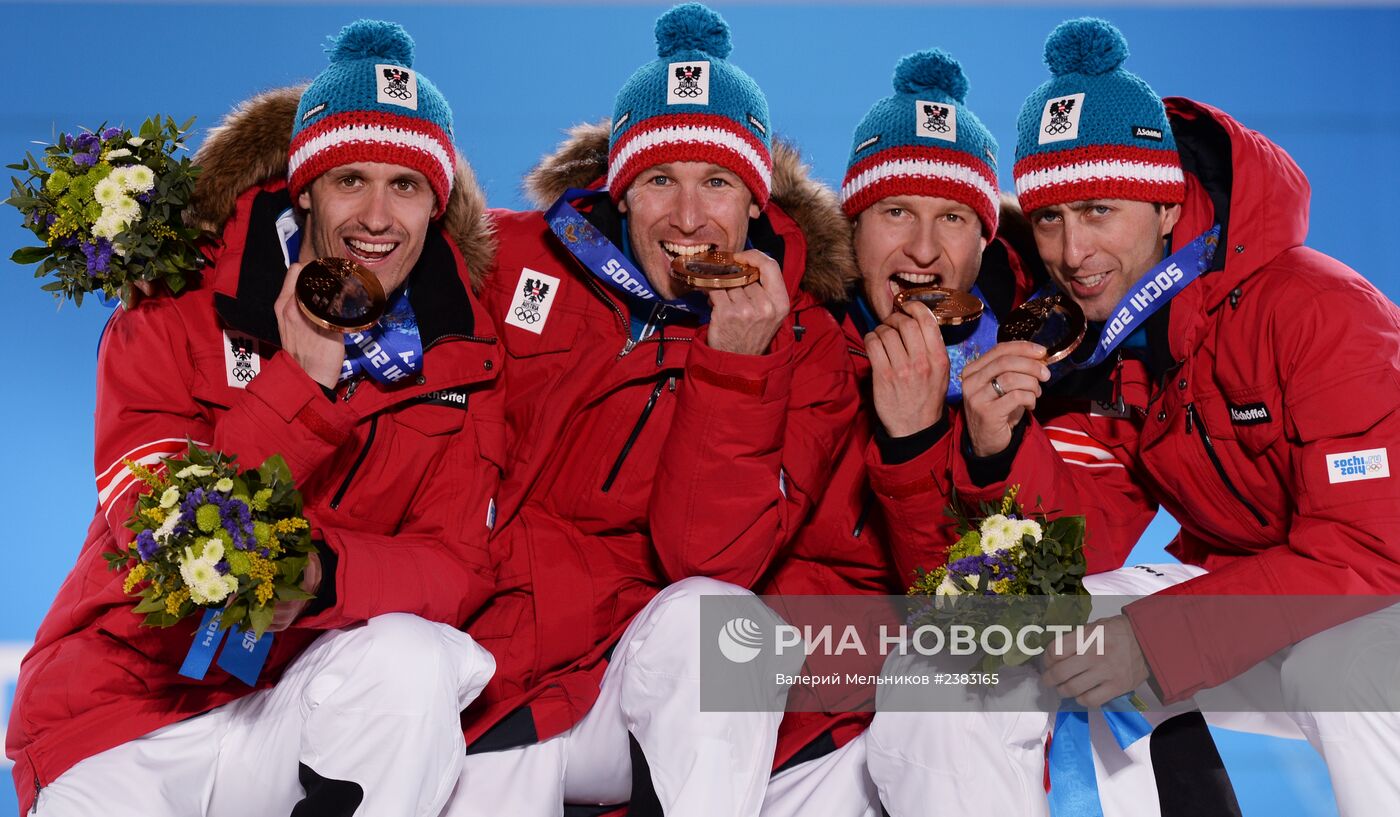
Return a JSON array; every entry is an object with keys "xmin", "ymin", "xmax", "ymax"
[
  {"xmin": 31, "ymin": 773, "xmax": 39, "ymax": 813},
  {"xmin": 330, "ymin": 415, "xmax": 378, "ymax": 509},
  {"xmin": 851, "ymin": 490, "xmax": 874, "ymax": 538},
  {"xmin": 602, "ymin": 377, "xmax": 670, "ymax": 492},
  {"xmin": 423, "ymin": 333, "xmax": 499, "ymax": 351},
  {"xmin": 1184, "ymin": 403, "xmax": 1268, "ymax": 528}
]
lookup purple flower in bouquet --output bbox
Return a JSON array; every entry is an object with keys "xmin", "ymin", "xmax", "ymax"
[{"xmin": 135, "ymin": 530, "xmax": 158, "ymax": 562}]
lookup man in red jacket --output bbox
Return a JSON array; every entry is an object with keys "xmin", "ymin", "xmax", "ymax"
[
  {"xmin": 6, "ymin": 20, "xmax": 504, "ymax": 817},
  {"xmin": 757, "ymin": 46, "xmax": 1019, "ymax": 817},
  {"xmin": 444, "ymin": 5, "xmax": 857, "ymax": 817},
  {"xmin": 881, "ymin": 17, "xmax": 1400, "ymax": 817}
]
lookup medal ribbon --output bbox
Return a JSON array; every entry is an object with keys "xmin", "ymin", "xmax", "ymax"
[
  {"xmin": 178, "ymin": 607, "xmax": 275, "ymax": 685},
  {"xmin": 945, "ymin": 286, "xmax": 1000, "ymax": 403},
  {"xmin": 1053, "ymin": 226, "xmax": 1220, "ymax": 373},
  {"xmin": 545, "ymin": 188, "xmax": 710, "ymax": 317},
  {"xmin": 338, "ymin": 286, "xmax": 424, "ymax": 385},
  {"xmin": 1048, "ymin": 696, "xmax": 1153, "ymax": 816}
]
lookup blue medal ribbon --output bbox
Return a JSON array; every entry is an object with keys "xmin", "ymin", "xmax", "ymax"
[
  {"xmin": 545, "ymin": 188, "xmax": 711, "ymax": 318},
  {"xmin": 339, "ymin": 286, "xmax": 424, "ymax": 385},
  {"xmin": 1048, "ymin": 695, "xmax": 1153, "ymax": 816},
  {"xmin": 1046, "ymin": 225, "xmax": 1220, "ymax": 377},
  {"xmin": 177, "ymin": 608, "xmax": 276, "ymax": 685},
  {"xmin": 216, "ymin": 623, "xmax": 276, "ymax": 685},
  {"xmin": 945, "ymin": 286, "xmax": 1000, "ymax": 403},
  {"xmin": 178, "ymin": 607, "xmax": 227, "ymax": 680}
]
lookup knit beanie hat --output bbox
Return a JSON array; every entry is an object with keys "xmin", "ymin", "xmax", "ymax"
[
  {"xmin": 840, "ymin": 49, "xmax": 999, "ymax": 238},
  {"xmin": 1013, "ymin": 18, "xmax": 1183, "ymax": 214},
  {"xmin": 607, "ymin": 3, "xmax": 772, "ymax": 208},
  {"xmin": 289, "ymin": 20, "xmax": 456, "ymax": 218}
]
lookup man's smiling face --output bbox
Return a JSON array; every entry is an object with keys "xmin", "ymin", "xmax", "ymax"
[
  {"xmin": 298, "ymin": 161, "xmax": 437, "ymax": 294},
  {"xmin": 618, "ymin": 161, "xmax": 760, "ymax": 300}
]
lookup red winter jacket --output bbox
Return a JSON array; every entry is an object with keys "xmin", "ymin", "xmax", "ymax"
[
  {"xmin": 767, "ymin": 231, "xmax": 1043, "ymax": 769},
  {"xmin": 459, "ymin": 130, "xmax": 859, "ymax": 749},
  {"xmin": 954, "ymin": 98, "xmax": 1400, "ymax": 702},
  {"xmin": 6, "ymin": 180, "xmax": 504, "ymax": 812}
]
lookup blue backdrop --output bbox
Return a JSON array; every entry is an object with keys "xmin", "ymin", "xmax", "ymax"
[{"xmin": 5, "ymin": 3, "xmax": 1398, "ymax": 815}]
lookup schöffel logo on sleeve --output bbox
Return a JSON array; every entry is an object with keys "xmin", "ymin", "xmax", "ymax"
[
  {"xmin": 1132, "ymin": 125, "xmax": 1164, "ymax": 142},
  {"xmin": 1228, "ymin": 402, "xmax": 1271, "ymax": 425},
  {"xmin": 1326, "ymin": 448, "xmax": 1390, "ymax": 484}
]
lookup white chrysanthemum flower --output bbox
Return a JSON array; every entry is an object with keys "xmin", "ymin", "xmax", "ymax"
[
  {"xmin": 176, "ymin": 464, "xmax": 214, "ymax": 479},
  {"xmin": 92, "ymin": 211, "xmax": 124, "ymax": 240},
  {"xmin": 214, "ymin": 477, "xmax": 234, "ymax": 493},
  {"xmin": 980, "ymin": 514, "xmax": 1015, "ymax": 555},
  {"xmin": 105, "ymin": 148, "xmax": 132, "ymax": 160},
  {"xmin": 1015, "ymin": 519, "xmax": 1043, "ymax": 545},
  {"xmin": 935, "ymin": 575, "xmax": 961, "ymax": 596},
  {"xmin": 191, "ymin": 575, "xmax": 234, "ymax": 605},
  {"xmin": 201, "ymin": 539, "xmax": 225, "ymax": 562},
  {"xmin": 109, "ymin": 195, "xmax": 141, "ymax": 224},
  {"xmin": 965, "ymin": 574, "xmax": 982, "ymax": 591},
  {"xmin": 127, "ymin": 136, "xmax": 145, "ymax": 147},
  {"xmin": 180, "ymin": 549, "xmax": 217, "ymax": 589},
  {"xmin": 125, "ymin": 164, "xmax": 155, "ymax": 192},
  {"xmin": 159, "ymin": 486, "xmax": 180, "ymax": 508},
  {"xmin": 154, "ymin": 509, "xmax": 182, "ymax": 542},
  {"xmin": 94, "ymin": 177, "xmax": 124, "ymax": 207}
]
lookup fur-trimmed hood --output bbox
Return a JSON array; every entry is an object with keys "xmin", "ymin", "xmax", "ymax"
[
  {"xmin": 186, "ymin": 85, "xmax": 495, "ymax": 290},
  {"xmin": 523, "ymin": 121, "xmax": 857, "ymax": 305}
]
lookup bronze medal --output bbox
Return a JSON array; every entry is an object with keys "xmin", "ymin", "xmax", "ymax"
[
  {"xmin": 295, "ymin": 258, "xmax": 387, "ymax": 333},
  {"xmin": 997, "ymin": 292, "xmax": 1087, "ymax": 364},
  {"xmin": 670, "ymin": 250, "xmax": 761, "ymax": 289},
  {"xmin": 892, "ymin": 286, "xmax": 984, "ymax": 326}
]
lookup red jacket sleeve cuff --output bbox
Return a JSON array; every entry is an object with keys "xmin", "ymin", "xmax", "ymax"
[{"xmin": 689, "ymin": 324, "xmax": 797, "ymax": 403}]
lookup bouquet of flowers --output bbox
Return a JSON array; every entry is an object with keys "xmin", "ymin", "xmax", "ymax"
[
  {"xmin": 105, "ymin": 443, "xmax": 316, "ymax": 639},
  {"xmin": 7, "ymin": 115, "xmax": 204, "ymax": 308},
  {"xmin": 909, "ymin": 485, "xmax": 1090, "ymax": 671}
]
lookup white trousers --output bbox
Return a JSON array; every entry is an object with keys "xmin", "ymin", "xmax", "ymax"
[
  {"xmin": 866, "ymin": 563, "xmax": 1400, "ymax": 817},
  {"xmin": 442, "ymin": 577, "xmax": 784, "ymax": 817},
  {"xmin": 760, "ymin": 733, "xmax": 881, "ymax": 817},
  {"xmin": 35, "ymin": 613, "xmax": 495, "ymax": 817}
]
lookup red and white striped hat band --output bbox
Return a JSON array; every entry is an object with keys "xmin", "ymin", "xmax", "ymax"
[
  {"xmin": 840, "ymin": 145, "xmax": 1000, "ymax": 237},
  {"xmin": 607, "ymin": 114, "xmax": 772, "ymax": 207},
  {"xmin": 288, "ymin": 111, "xmax": 456, "ymax": 217},
  {"xmin": 1013, "ymin": 144, "xmax": 1184, "ymax": 215}
]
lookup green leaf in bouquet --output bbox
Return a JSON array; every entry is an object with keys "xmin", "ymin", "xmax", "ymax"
[
  {"xmin": 223, "ymin": 601, "xmax": 248, "ymax": 628},
  {"xmin": 258, "ymin": 454, "xmax": 294, "ymax": 487},
  {"xmin": 276, "ymin": 585, "xmax": 314, "ymax": 602},
  {"xmin": 248, "ymin": 602, "xmax": 275, "ymax": 640},
  {"xmin": 278, "ymin": 555, "xmax": 308, "ymax": 583},
  {"xmin": 142, "ymin": 610, "xmax": 184, "ymax": 628},
  {"xmin": 132, "ymin": 593, "xmax": 169, "ymax": 614}
]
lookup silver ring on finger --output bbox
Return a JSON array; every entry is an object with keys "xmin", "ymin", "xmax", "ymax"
[{"xmin": 991, "ymin": 377, "xmax": 1006, "ymax": 398}]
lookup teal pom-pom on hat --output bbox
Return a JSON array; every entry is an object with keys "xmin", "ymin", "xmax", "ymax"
[
  {"xmin": 1044, "ymin": 18, "xmax": 1129, "ymax": 76},
  {"xmin": 839, "ymin": 48, "xmax": 999, "ymax": 235},
  {"xmin": 289, "ymin": 19, "xmax": 457, "ymax": 217},
  {"xmin": 655, "ymin": 2, "xmax": 732, "ymax": 58},
  {"xmin": 328, "ymin": 18, "xmax": 416, "ymax": 65},
  {"xmin": 893, "ymin": 49, "xmax": 969, "ymax": 105},
  {"xmin": 607, "ymin": 3, "xmax": 773, "ymax": 206},
  {"xmin": 1012, "ymin": 17, "xmax": 1184, "ymax": 213}
]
